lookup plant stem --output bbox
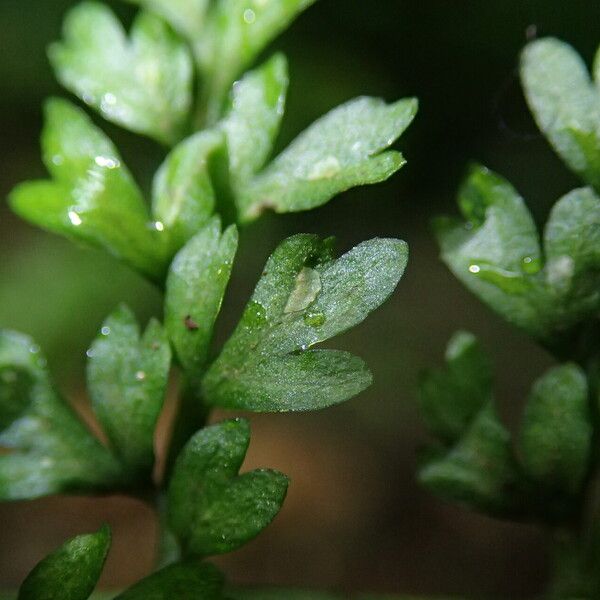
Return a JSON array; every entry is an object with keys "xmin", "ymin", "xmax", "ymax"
[
  {"xmin": 163, "ymin": 375, "xmax": 209, "ymax": 483},
  {"xmin": 155, "ymin": 492, "xmax": 182, "ymax": 568}
]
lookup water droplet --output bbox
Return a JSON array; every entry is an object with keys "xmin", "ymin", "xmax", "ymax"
[
  {"xmin": 300, "ymin": 344, "xmax": 309, "ymax": 351},
  {"xmin": 52, "ymin": 155, "xmax": 64, "ymax": 166},
  {"xmin": 95, "ymin": 156, "xmax": 120, "ymax": 169},
  {"xmin": 101, "ymin": 326, "xmax": 111, "ymax": 336},
  {"xmin": 468, "ymin": 264, "xmax": 480, "ymax": 274},
  {"xmin": 464, "ymin": 221, "xmax": 474, "ymax": 231},
  {"xmin": 28, "ymin": 345, "xmax": 40, "ymax": 354},
  {"xmin": 68, "ymin": 210, "xmax": 82, "ymax": 226},
  {"xmin": 304, "ymin": 312, "xmax": 326, "ymax": 328},
  {"xmin": 154, "ymin": 221, "xmax": 165, "ymax": 232},
  {"xmin": 135, "ymin": 371, "xmax": 146, "ymax": 381},
  {"xmin": 521, "ymin": 256, "xmax": 542, "ymax": 275},
  {"xmin": 307, "ymin": 156, "xmax": 341, "ymax": 180},
  {"xmin": 86, "ymin": 348, "xmax": 95, "ymax": 358},
  {"xmin": 245, "ymin": 301, "xmax": 267, "ymax": 328},
  {"xmin": 243, "ymin": 8, "xmax": 256, "ymax": 23},
  {"xmin": 284, "ymin": 267, "xmax": 322, "ymax": 313}
]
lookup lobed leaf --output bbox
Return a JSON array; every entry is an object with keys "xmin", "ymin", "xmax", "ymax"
[
  {"xmin": 87, "ymin": 305, "xmax": 171, "ymax": 475},
  {"xmin": 435, "ymin": 166, "xmax": 600, "ymax": 347},
  {"xmin": 18, "ymin": 526, "xmax": 111, "ymax": 600},
  {"xmin": 0, "ymin": 330, "xmax": 123, "ymax": 501},
  {"xmin": 196, "ymin": 0, "xmax": 315, "ymax": 123},
  {"xmin": 222, "ymin": 54, "xmax": 289, "ymax": 185},
  {"xmin": 418, "ymin": 402, "xmax": 523, "ymax": 517},
  {"xmin": 152, "ymin": 130, "xmax": 224, "ymax": 258},
  {"xmin": 236, "ymin": 97, "xmax": 417, "ymax": 222},
  {"xmin": 9, "ymin": 99, "xmax": 166, "ymax": 281},
  {"xmin": 518, "ymin": 363, "xmax": 592, "ymax": 495},
  {"xmin": 49, "ymin": 1, "xmax": 193, "ymax": 144},
  {"xmin": 544, "ymin": 186, "xmax": 600, "ymax": 283},
  {"xmin": 125, "ymin": 0, "xmax": 209, "ymax": 41},
  {"xmin": 202, "ymin": 235, "xmax": 408, "ymax": 412},
  {"xmin": 521, "ymin": 38, "xmax": 600, "ymax": 191},
  {"xmin": 168, "ymin": 419, "xmax": 288, "ymax": 556},
  {"xmin": 115, "ymin": 562, "xmax": 224, "ymax": 599},
  {"xmin": 419, "ymin": 331, "xmax": 492, "ymax": 443},
  {"xmin": 165, "ymin": 218, "xmax": 238, "ymax": 377}
]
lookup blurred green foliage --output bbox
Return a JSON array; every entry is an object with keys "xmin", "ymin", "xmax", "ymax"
[{"xmin": 2, "ymin": 1, "xmax": 600, "ymax": 597}]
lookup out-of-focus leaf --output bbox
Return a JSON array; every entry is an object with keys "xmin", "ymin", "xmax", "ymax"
[
  {"xmin": 521, "ymin": 38, "xmax": 600, "ymax": 191},
  {"xmin": 0, "ymin": 331, "xmax": 123, "ymax": 501},
  {"xmin": 115, "ymin": 562, "xmax": 224, "ymax": 599},
  {"xmin": 18, "ymin": 526, "xmax": 111, "ymax": 600},
  {"xmin": 519, "ymin": 364, "xmax": 592, "ymax": 495},
  {"xmin": 203, "ymin": 235, "xmax": 408, "ymax": 412},
  {"xmin": 168, "ymin": 419, "xmax": 288, "ymax": 556},
  {"xmin": 419, "ymin": 331, "xmax": 492, "ymax": 443},
  {"xmin": 196, "ymin": 0, "xmax": 315, "ymax": 123},
  {"xmin": 125, "ymin": 0, "xmax": 209, "ymax": 41},
  {"xmin": 152, "ymin": 130, "xmax": 223, "ymax": 257},
  {"xmin": 9, "ymin": 99, "xmax": 166, "ymax": 281},
  {"xmin": 418, "ymin": 402, "xmax": 523, "ymax": 517},
  {"xmin": 436, "ymin": 165, "xmax": 600, "ymax": 349},
  {"xmin": 165, "ymin": 218, "xmax": 238, "ymax": 376},
  {"xmin": 49, "ymin": 2, "xmax": 193, "ymax": 144},
  {"xmin": 236, "ymin": 97, "xmax": 417, "ymax": 222},
  {"xmin": 222, "ymin": 54, "xmax": 288, "ymax": 186},
  {"xmin": 544, "ymin": 186, "xmax": 600, "ymax": 283},
  {"xmin": 87, "ymin": 305, "xmax": 171, "ymax": 475}
]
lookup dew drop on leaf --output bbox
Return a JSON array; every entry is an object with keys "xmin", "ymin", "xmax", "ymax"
[
  {"xmin": 521, "ymin": 256, "xmax": 542, "ymax": 274},
  {"xmin": 304, "ymin": 311, "xmax": 326, "ymax": 328},
  {"xmin": 245, "ymin": 301, "xmax": 268, "ymax": 328},
  {"xmin": 284, "ymin": 267, "xmax": 322, "ymax": 313}
]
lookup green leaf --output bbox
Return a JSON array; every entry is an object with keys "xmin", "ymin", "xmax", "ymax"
[
  {"xmin": 203, "ymin": 235, "xmax": 408, "ymax": 412},
  {"xmin": 115, "ymin": 562, "xmax": 224, "ymax": 599},
  {"xmin": 519, "ymin": 364, "xmax": 592, "ymax": 495},
  {"xmin": 165, "ymin": 218, "xmax": 238, "ymax": 376},
  {"xmin": 436, "ymin": 166, "xmax": 600, "ymax": 348},
  {"xmin": 0, "ymin": 331, "xmax": 123, "ymax": 500},
  {"xmin": 434, "ymin": 165, "xmax": 547, "ymax": 336},
  {"xmin": 419, "ymin": 331, "xmax": 492, "ymax": 443},
  {"xmin": 544, "ymin": 186, "xmax": 600, "ymax": 281},
  {"xmin": 521, "ymin": 38, "xmax": 600, "ymax": 190},
  {"xmin": 125, "ymin": 0, "xmax": 209, "ymax": 41},
  {"xmin": 18, "ymin": 526, "xmax": 111, "ymax": 600},
  {"xmin": 152, "ymin": 130, "xmax": 224, "ymax": 258},
  {"xmin": 222, "ymin": 54, "xmax": 289, "ymax": 186},
  {"xmin": 9, "ymin": 98, "xmax": 166, "ymax": 281},
  {"xmin": 49, "ymin": 2, "xmax": 193, "ymax": 144},
  {"xmin": 168, "ymin": 419, "xmax": 288, "ymax": 556},
  {"xmin": 87, "ymin": 305, "xmax": 171, "ymax": 475},
  {"xmin": 197, "ymin": 0, "xmax": 315, "ymax": 123},
  {"xmin": 418, "ymin": 402, "xmax": 523, "ymax": 517},
  {"xmin": 236, "ymin": 97, "xmax": 417, "ymax": 222}
]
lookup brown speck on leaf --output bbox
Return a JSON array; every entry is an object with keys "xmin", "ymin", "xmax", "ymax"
[
  {"xmin": 151, "ymin": 342, "xmax": 160, "ymax": 350},
  {"xmin": 184, "ymin": 315, "xmax": 199, "ymax": 331}
]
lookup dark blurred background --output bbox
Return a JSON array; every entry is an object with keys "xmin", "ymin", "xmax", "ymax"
[{"xmin": 2, "ymin": 1, "xmax": 600, "ymax": 597}]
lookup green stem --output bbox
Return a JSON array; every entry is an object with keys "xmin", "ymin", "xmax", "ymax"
[
  {"xmin": 155, "ymin": 492, "xmax": 182, "ymax": 568},
  {"xmin": 163, "ymin": 375, "xmax": 209, "ymax": 484}
]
